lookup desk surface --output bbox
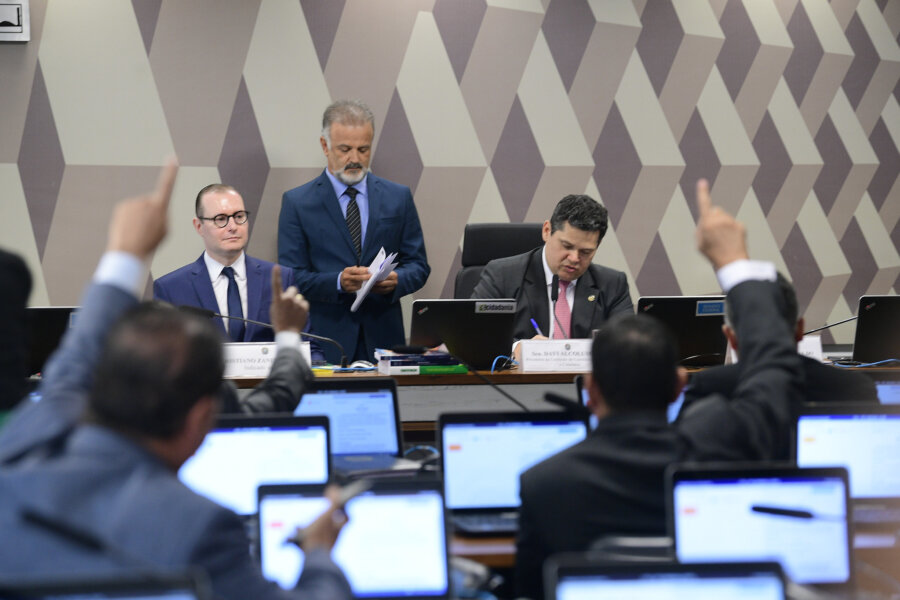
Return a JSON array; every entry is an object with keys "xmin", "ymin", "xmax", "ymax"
[{"xmin": 228, "ymin": 369, "xmax": 584, "ymax": 388}]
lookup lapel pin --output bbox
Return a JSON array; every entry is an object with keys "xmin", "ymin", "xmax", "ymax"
[{"xmin": 588, "ymin": 295, "xmax": 596, "ymax": 302}]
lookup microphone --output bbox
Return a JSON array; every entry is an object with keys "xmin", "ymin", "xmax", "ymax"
[
  {"xmin": 391, "ymin": 344, "xmax": 529, "ymax": 412},
  {"xmin": 543, "ymin": 392, "xmax": 591, "ymax": 419},
  {"xmin": 177, "ymin": 305, "xmax": 348, "ymax": 368},
  {"xmin": 803, "ymin": 315, "xmax": 858, "ymax": 336}
]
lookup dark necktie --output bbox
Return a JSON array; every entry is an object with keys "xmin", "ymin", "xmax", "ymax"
[
  {"xmin": 345, "ymin": 187, "xmax": 362, "ymax": 259},
  {"xmin": 222, "ymin": 266, "xmax": 245, "ymax": 342}
]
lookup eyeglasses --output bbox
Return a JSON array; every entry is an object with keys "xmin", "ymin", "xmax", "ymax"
[{"xmin": 198, "ymin": 210, "xmax": 250, "ymax": 228}]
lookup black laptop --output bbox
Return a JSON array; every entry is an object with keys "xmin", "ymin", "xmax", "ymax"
[
  {"xmin": 439, "ymin": 411, "xmax": 588, "ymax": 535},
  {"xmin": 853, "ymin": 295, "xmax": 900, "ymax": 364},
  {"xmin": 257, "ymin": 479, "xmax": 451, "ymax": 599},
  {"xmin": 294, "ymin": 378, "xmax": 404, "ymax": 473},
  {"xmin": 668, "ymin": 464, "xmax": 853, "ymax": 592},
  {"xmin": 409, "ymin": 299, "xmax": 516, "ymax": 370},
  {"xmin": 637, "ymin": 296, "xmax": 727, "ymax": 366},
  {"xmin": 178, "ymin": 415, "xmax": 330, "ymax": 515},
  {"xmin": 796, "ymin": 403, "xmax": 900, "ymax": 525},
  {"xmin": 25, "ymin": 306, "xmax": 78, "ymax": 376},
  {"xmin": 544, "ymin": 557, "xmax": 786, "ymax": 600}
]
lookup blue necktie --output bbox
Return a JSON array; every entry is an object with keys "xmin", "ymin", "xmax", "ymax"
[
  {"xmin": 345, "ymin": 187, "xmax": 362, "ymax": 259},
  {"xmin": 222, "ymin": 266, "xmax": 245, "ymax": 342}
]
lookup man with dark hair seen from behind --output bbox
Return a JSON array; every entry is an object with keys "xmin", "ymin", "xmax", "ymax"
[
  {"xmin": 0, "ymin": 248, "xmax": 31, "ymax": 421},
  {"xmin": 514, "ymin": 180, "xmax": 802, "ymax": 600},
  {"xmin": 0, "ymin": 161, "xmax": 352, "ymax": 600},
  {"xmin": 278, "ymin": 99, "xmax": 430, "ymax": 363},
  {"xmin": 471, "ymin": 194, "xmax": 632, "ymax": 341},
  {"xmin": 681, "ymin": 273, "xmax": 877, "ymax": 408}
]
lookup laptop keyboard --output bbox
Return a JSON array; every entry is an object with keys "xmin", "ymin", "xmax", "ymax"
[{"xmin": 453, "ymin": 513, "xmax": 519, "ymax": 534}]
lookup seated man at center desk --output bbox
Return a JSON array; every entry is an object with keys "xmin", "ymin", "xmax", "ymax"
[{"xmin": 471, "ymin": 194, "xmax": 632, "ymax": 341}]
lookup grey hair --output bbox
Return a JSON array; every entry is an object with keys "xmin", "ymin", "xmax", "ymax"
[{"xmin": 321, "ymin": 99, "xmax": 375, "ymax": 147}]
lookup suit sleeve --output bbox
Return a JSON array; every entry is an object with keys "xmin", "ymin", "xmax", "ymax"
[
  {"xmin": 0, "ymin": 283, "xmax": 138, "ymax": 464},
  {"xmin": 604, "ymin": 271, "xmax": 633, "ymax": 317},
  {"xmin": 679, "ymin": 281, "xmax": 802, "ymax": 461},
  {"xmin": 238, "ymin": 348, "xmax": 313, "ymax": 414},
  {"xmin": 152, "ymin": 278, "xmax": 171, "ymax": 302},
  {"xmin": 390, "ymin": 189, "xmax": 430, "ymax": 302},
  {"xmin": 278, "ymin": 192, "xmax": 345, "ymax": 304},
  {"xmin": 515, "ymin": 472, "xmax": 550, "ymax": 600}
]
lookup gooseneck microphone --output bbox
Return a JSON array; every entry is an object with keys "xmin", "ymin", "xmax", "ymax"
[
  {"xmin": 549, "ymin": 274, "xmax": 567, "ymax": 339},
  {"xmin": 177, "ymin": 305, "xmax": 348, "ymax": 368},
  {"xmin": 803, "ymin": 315, "xmax": 858, "ymax": 336}
]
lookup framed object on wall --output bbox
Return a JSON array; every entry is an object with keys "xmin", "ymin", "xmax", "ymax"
[{"xmin": 0, "ymin": 1, "xmax": 29, "ymax": 42}]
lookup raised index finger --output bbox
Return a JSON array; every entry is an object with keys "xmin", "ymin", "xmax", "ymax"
[
  {"xmin": 271, "ymin": 264, "xmax": 283, "ymax": 294},
  {"xmin": 695, "ymin": 178, "xmax": 711, "ymax": 218},
  {"xmin": 153, "ymin": 156, "xmax": 179, "ymax": 209}
]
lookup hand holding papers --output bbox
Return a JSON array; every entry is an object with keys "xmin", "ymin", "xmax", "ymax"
[{"xmin": 350, "ymin": 247, "xmax": 398, "ymax": 312}]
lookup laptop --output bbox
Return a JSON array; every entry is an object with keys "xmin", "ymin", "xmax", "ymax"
[
  {"xmin": 795, "ymin": 403, "xmax": 900, "ymax": 525},
  {"xmin": 862, "ymin": 369, "xmax": 900, "ymax": 404},
  {"xmin": 409, "ymin": 299, "xmax": 516, "ymax": 370},
  {"xmin": 544, "ymin": 557, "xmax": 786, "ymax": 600},
  {"xmin": 637, "ymin": 296, "xmax": 727, "ymax": 366},
  {"xmin": 668, "ymin": 464, "xmax": 852, "ymax": 590},
  {"xmin": 574, "ymin": 374, "xmax": 684, "ymax": 428},
  {"xmin": 294, "ymin": 378, "xmax": 404, "ymax": 473},
  {"xmin": 178, "ymin": 415, "xmax": 330, "ymax": 515},
  {"xmin": 24, "ymin": 306, "xmax": 78, "ymax": 376},
  {"xmin": 439, "ymin": 411, "xmax": 589, "ymax": 535},
  {"xmin": 257, "ymin": 479, "xmax": 450, "ymax": 599},
  {"xmin": 0, "ymin": 572, "xmax": 209, "ymax": 599},
  {"xmin": 853, "ymin": 295, "xmax": 900, "ymax": 363}
]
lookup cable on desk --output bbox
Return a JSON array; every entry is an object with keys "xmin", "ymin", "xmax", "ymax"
[
  {"xmin": 490, "ymin": 355, "xmax": 515, "ymax": 373},
  {"xmin": 832, "ymin": 358, "xmax": 900, "ymax": 368}
]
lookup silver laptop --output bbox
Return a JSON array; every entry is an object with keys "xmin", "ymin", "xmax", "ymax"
[
  {"xmin": 796, "ymin": 403, "xmax": 900, "ymax": 525},
  {"xmin": 257, "ymin": 480, "xmax": 450, "ymax": 599},
  {"xmin": 295, "ymin": 378, "xmax": 403, "ymax": 473},
  {"xmin": 439, "ymin": 411, "xmax": 588, "ymax": 535},
  {"xmin": 178, "ymin": 415, "xmax": 330, "ymax": 515},
  {"xmin": 668, "ymin": 464, "xmax": 852, "ymax": 591}
]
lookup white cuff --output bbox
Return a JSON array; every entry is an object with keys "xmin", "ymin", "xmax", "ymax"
[
  {"xmin": 94, "ymin": 252, "xmax": 147, "ymax": 298},
  {"xmin": 716, "ymin": 259, "xmax": 776, "ymax": 292},
  {"xmin": 275, "ymin": 330, "xmax": 301, "ymax": 350}
]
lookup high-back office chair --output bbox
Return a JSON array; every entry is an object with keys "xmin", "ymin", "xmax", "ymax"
[{"xmin": 454, "ymin": 223, "xmax": 544, "ymax": 299}]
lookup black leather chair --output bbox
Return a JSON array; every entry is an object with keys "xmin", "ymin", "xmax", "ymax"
[{"xmin": 453, "ymin": 223, "xmax": 544, "ymax": 299}]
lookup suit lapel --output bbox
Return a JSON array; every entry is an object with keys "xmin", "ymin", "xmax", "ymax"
[
  {"xmin": 318, "ymin": 172, "xmax": 361, "ymax": 261},
  {"xmin": 189, "ymin": 255, "xmax": 226, "ymax": 336},
  {"xmin": 571, "ymin": 268, "xmax": 600, "ymax": 338},
  {"xmin": 523, "ymin": 250, "xmax": 550, "ymax": 334},
  {"xmin": 244, "ymin": 256, "xmax": 265, "ymax": 340},
  {"xmin": 361, "ymin": 173, "xmax": 381, "ymax": 263}
]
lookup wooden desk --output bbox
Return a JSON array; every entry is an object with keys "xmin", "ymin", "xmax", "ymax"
[{"xmin": 451, "ymin": 535, "xmax": 516, "ymax": 569}]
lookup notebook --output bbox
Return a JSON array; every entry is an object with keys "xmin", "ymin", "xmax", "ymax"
[
  {"xmin": 409, "ymin": 299, "xmax": 516, "ymax": 370},
  {"xmin": 636, "ymin": 296, "xmax": 727, "ymax": 366},
  {"xmin": 294, "ymin": 378, "xmax": 403, "ymax": 473},
  {"xmin": 178, "ymin": 415, "xmax": 330, "ymax": 515},
  {"xmin": 257, "ymin": 480, "xmax": 450, "ymax": 599},
  {"xmin": 439, "ymin": 411, "xmax": 588, "ymax": 535},
  {"xmin": 574, "ymin": 374, "xmax": 684, "ymax": 428},
  {"xmin": 544, "ymin": 557, "xmax": 786, "ymax": 600},
  {"xmin": 795, "ymin": 404, "xmax": 900, "ymax": 524},
  {"xmin": 668, "ymin": 464, "xmax": 852, "ymax": 589},
  {"xmin": 853, "ymin": 295, "xmax": 900, "ymax": 363},
  {"xmin": 0, "ymin": 572, "xmax": 208, "ymax": 599},
  {"xmin": 24, "ymin": 306, "xmax": 78, "ymax": 376}
]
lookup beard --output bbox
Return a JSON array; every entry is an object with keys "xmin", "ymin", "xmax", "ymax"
[{"xmin": 336, "ymin": 162, "xmax": 368, "ymax": 186}]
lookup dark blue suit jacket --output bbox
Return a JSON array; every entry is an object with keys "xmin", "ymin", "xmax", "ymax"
[
  {"xmin": 0, "ymin": 282, "xmax": 350, "ymax": 600},
  {"xmin": 278, "ymin": 172, "xmax": 430, "ymax": 363},
  {"xmin": 153, "ymin": 254, "xmax": 323, "ymax": 361}
]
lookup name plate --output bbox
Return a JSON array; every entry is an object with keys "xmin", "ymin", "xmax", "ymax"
[
  {"xmin": 520, "ymin": 339, "xmax": 592, "ymax": 372},
  {"xmin": 223, "ymin": 341, "xmax": 311, "ymax": 378},
  {"xmin": 797, "ymin": 334, "xmax": 824, "ymax": 363}
]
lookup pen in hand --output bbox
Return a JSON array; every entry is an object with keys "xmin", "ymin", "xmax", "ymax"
[{"xmin": 530, "ymin": 318, "xmax": 544, "ymax": 337}]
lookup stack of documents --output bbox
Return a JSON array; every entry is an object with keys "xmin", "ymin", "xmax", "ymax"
[{"xmin": 374, "ymin": 349, "xmax": 467, "ymax": 375}]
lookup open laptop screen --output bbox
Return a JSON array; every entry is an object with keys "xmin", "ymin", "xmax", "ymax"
[
  {"xmin": 294, "ymin": 379, "xmax": 401, "ymax": 457},
  {"xmin": 669, "ymin": 466, "xmax": 851, "ymax": 586},
  {"xmin": 440, "ymin": 413, "xmax": 588, "ymax": 510},
  {"xmin": 178, "ymin": 416, "xmax": 329, "ymax": 515},
  {"xmin": 546, "ymin": 559, "xmax": 785, "ymax": 600},
  {"xmin": 258, "ymin": 482, "xmax": 449, "ymax": 599},
  {"xmin": 796, "ymin": 406, "xmax": 900, "ymax": 499}
]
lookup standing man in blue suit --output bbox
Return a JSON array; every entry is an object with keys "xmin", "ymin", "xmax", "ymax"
[
  {"xmin": 155, "ymin": 184, "xmax": 323, "ymax": 361},
  {"xmin": 278, "ymin": 100, "xmax": 430, "ymax": 363}
]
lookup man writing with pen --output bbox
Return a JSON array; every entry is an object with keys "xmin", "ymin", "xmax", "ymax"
[{"xmin": 471, "ymin": 194, "xmax": 633, "ymax": 342}]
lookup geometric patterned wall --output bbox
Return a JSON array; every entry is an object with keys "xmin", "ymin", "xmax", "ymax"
[{"xmin": 2, "ymin": 0, "xmax": 898, "ymax": 343}]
